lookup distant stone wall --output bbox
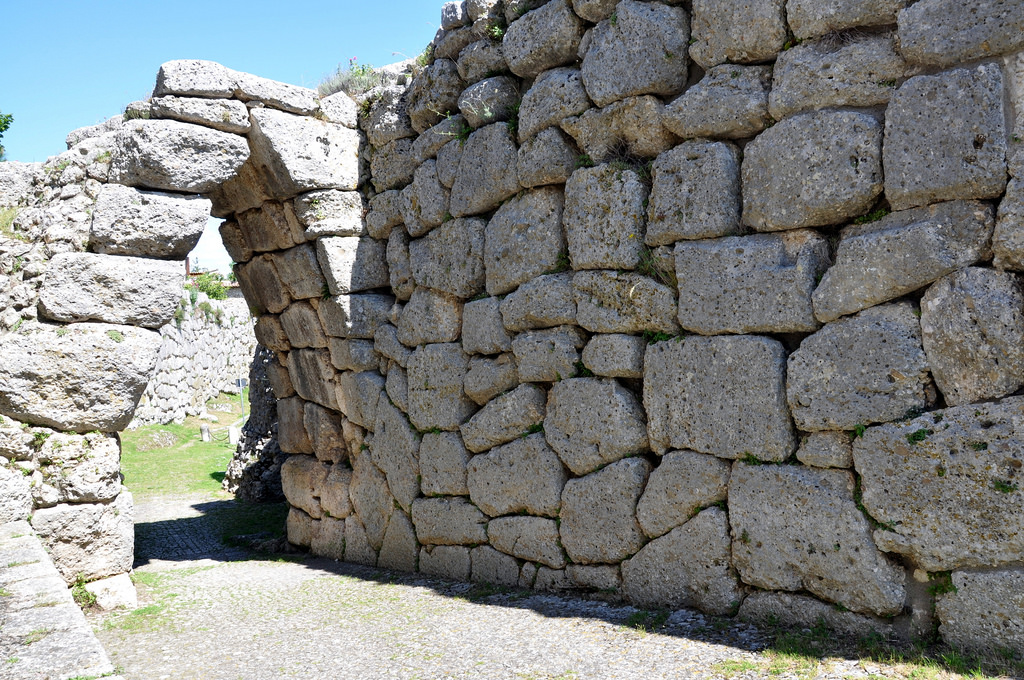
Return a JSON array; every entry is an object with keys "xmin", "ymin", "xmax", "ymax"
[
  {"xmin": 1, "ymin": 0, "xmax": 1023, "ymax": 657},
  {"xmin": 130, "ymin": 291, "xmax": 255, "ymax": 426}
]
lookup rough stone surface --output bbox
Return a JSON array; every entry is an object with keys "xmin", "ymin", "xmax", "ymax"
[
  {"xmin": 622, "ymin": 508, "xmax": 741, "ymax": 614},
  {"xmin": 318, "ymin": 91, "xmax": 359, "ymax": 129},
  {"xmin": 545, "ymin": 378, "xmax": 648, "ymax": 476},
  {"xmin": 471, "ymin": 545, "xmax": 521, "ymax": 586},
  {"xmin": 503, "ymin": 0, "xmax": 585, "ymax": 79},
  {"xmin": 406, "ymin": 59, "xmax": 466, "ymax": 133},
  {"xmin": 31, "ymin": 491, "xmax": 134, "ymax": 582},
  {"xmin": 484, "ymin": 187, "xmax": 567, "ymax": 295},
  {"xmin": 936, "ymin": 569, "xmax": 1024, "ymax": 655},
  {"xmin": 580, "ymin": 0, "xmax": 690, "ymax": 108},
  {"xmin": 581, "ymin": 334, "xmax": 645, "ymax": 379},
  {"xmin": 90, "ymin": 184, "xmax": 210, "ymax": 259},
  {"xmin": 813, "ymin": 201, "xmax": 995, "ymax": 323},
  {"xmin": 574, "ymin": 271, "xmax": 680, "ymax": 334},
  {"xmin": 742, "ymin": 110, "xmax": 883, "ymax": 232},
  {"xmin": 854, "ymin": 398, "xmax": 1024, "ymax": 571},
  {"xmin": 564, "ymin": 165, "xmax": 648, "ymax": 270},
  {"xmin": 460, "ymin": 383, "xmax": 546, "ymax": 453},
  {"xmin": 897, "ymin": 0, "xmax": 1024, "ymax": 68},
  {"xmin": 316, "ymin": 236, "xmax": 390, "ymax": 296},
  {"xmin": 411, "ymin": 497, "xmax": 488, "ymax": 545},
  {"xmin": 788, "ymin": 303, "xmax": 931, "ymax": 432},
  {"xmin": 994, "ymin": 178, "xmax": 1024, "ymax": 270},
  {"xmin": 150, "ymin": 95, "xmax": 250, "ymax": 134},
  {"xmin": 467, "ymin": 433, "xmax": 567, "ymax": 517},
  {"xmin": 462, "ymin": 297, "xmax": 513, "ymax": 355},
  {"xmin": 364, "ymin": 85, "xmax": 416, "ymax": 149},
  {"xmin": 418, "ymin": 544, "xmax": 472, "ymax": 580},
  {"xmin": 663, "ymin": 65, "xmax": 772, "ymax": 140},
  {"xmin": 560, "ymin": 457, "xmax": 650, "ymax": 564},
  {"xmin": 409, "ymin": 217, "xmax": 486, "ymax": 298},
  {"xmin": 397, "ymin": 288, "xmax": 463, "ymax": 346},
  {"xmin": 646, "ymin": 141, "xmax": 742, "ymax": 246},
  {"xmin": 153, "ymin": 59, "xmax": 234, "ymax": 98},
  {"xmin": 370, "ymin": 138, "xmax": 417, "ymax": 193},
  {"xmin": 110, "ymin": 119, "xmax": 249, "ymax": 193},
  {"xmin": 377, "ymin": 510, "xmax": 418, "ymax": 572},
  {"xmin": 330, "ymin": 339, "xmax": 379, "ymax": 372},
  {"xmin": 796, "ymin": 431, "xmax": 854, "ymax": 469},
  {"xmin": 343, "ymin": 515, "xmax": 377, "ymax": 565},
  {"xmin": 419, "ymin": 431, "xmax": 470, "ymax": 496},
  {"xmin": 319, "ymin": 293, "xmax": 395, "ymax": 339},
  {"xmin": 457, "ymin": 40, "xmax": 508, "ymax": 85},
  {"xmin": 39, "ymin": 253, "xmax": 182, "ymax": 329},
  {"xmin": 0, "ymin": 322, "xmax": 160, "ymax": 432},
  {"xmin": 644, "ymin": 335, "xmax": 795, "ymax": 460},
  {"xmin": 281, "ymin": 454, "xmax": 329, "ymax": 518},
  {"xmin": 401, "ymin": 160, "xmax": 450, "ymax": 238},
  {"xmin": 488, "ymin": 516, "xmax": 565, "ymax": 569},
  {"xmin": 371, "ymin": 399, "xmax": 421, "ymax": 513},
  {"xmin": 348, "ymin": 449, "xmax": 394, "ymax": 551},
  {"xmin": 675, "ymin": 230, "xmax": 829, "ymax": 335},
  {"xmin": 740, "ymin": 591, "xmax": 895, "ymax": 640},
  {"xmin": 336, "ymin": 371, "xmax": 385, "ymax": 430},
  {"xmin": 459, "ymin": 77, "xmax": 521, "ymax": 129},
  {"xmin": 729, "ymin": 463, "xmax": 906, "ymax": 616},
  {"xmin": 464, "ymin": 354, "xmax": 519, "ymax": 404},
  {"xmin": 518, "ymin": 67, "xmax": 591, "ymax": 142},
  {"xmin": 512, "ymin": 326, "xmax": 588, "ymax": 383},
  {"xmin": 412, "ymin": 115, "xmax": 469, "ymax": 164},
  {"xmin": 287, "ymin": 349, "xmax": 339, "ymax": 410},
  {"xmin": 499, "ymin": 273, "xmax": 575, "ymax": 331},
  {"xmin": 407, "ymin": 343, "xmax": 476, "ymax": 432},
  {"xmin": 274, "ymin": 244, "xmax": 328, "ymax": 300},
  {"xmin": 561, "ymin": 96, "xmax": 676, "ymax": 163},
  {"xmin": 387, "ymin": 228, "xmax": 416, "ymax": 301},
  {"xmin": 636, "ymin": 451, "xmax": 731, "ymax": 539},
  {"xmin": 689, "ymin": 0, "xmax": 786, "ymax": 68},
  {"xmin": 921, "ymin": 267, "xmax": 1024, "ymax": 406},
  {"xmin": 294, "ymin": 190, "xmax": 366, "ymax": 238},
  {"xmin": 517, "ymin": 127, "xmax": 579, "ymax": 188},
  {"xmin": 883, "ymin": 65, "xmax": 1008, "ymax": 211},
  {"xmin": 450, "ymin": 123, "xmax": 521, "ymax": 218}
]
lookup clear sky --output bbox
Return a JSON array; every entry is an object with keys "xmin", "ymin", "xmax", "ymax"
[{"xmin": 0, "ymin": 0, "xmax": 442, "ymax": 273}]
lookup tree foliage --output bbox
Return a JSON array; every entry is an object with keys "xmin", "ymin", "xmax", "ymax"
[{"xmin": 0, "ymin": 110, "xmax": 12, "ymax": 161}]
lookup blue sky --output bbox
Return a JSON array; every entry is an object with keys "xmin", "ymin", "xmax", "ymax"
[{"xmin": 1, "ymin": 0, "xmax": 442, "ymax": 272}]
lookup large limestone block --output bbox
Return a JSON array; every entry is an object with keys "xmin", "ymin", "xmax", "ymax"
[
  {"xmin": 621, "ymin": 508, "xmax": 742, "ymax": 615},
  {"xmin": 580, "ymin": 0, "xmax": 689, "ymax": 108},
  {"xmin": 564, "ymin": 164, "xmax": 648, "ymax": 270},
  {"xmin": 411, "ymin": 497, "xmax": 488, "ymax": 545},
  {"xmin": 336, "ymin": 371, "xmax": 386, "ymax": 430},
  {"xmin": 463, "ymin": 297, "xmax": 513, "ymax": 354},
  {"xmin": 449, "ymin": 123, "xmax": 522, "ymax": 218},
  {"xmin": 788, "ymin": 303, "xmax": 930, "ymax": 431},
  {"xmin": 330, "ymin": 339, "xmax": 379, "ymax": 372},
  {"xmin": 921, "ymin": 268, "xmax": 1024, "ymax": 406},
  {"xmin": 769, "ymin": 34, "xmax": 909, "ymax": 120},
  {"xmin": 646, "ymin": 141, "xmax": 742, "ymax": 246},
  {"xmin": 460, "ymin": 384, "xmax": 546, "ymax": 453},
  {"xmin": 561, "ymin": 96, "xmax": 676, "ymax": 163},
  {"xmin": 739, "ymin": 591, "xmax": 895, "ymax": 640},
  {"xmin": 675, "ymin": 231, "xmax": 829, "ymax": 335},
  {"xmin": 153, "ymin": 59, "xmax": 234, "ymax": 98},
  {"xmin": 994, "ymin": 178, "xmax": 1024, "ymax": 270},
  {"xmin": 883, "ymin": 65, "xmax": 1007, "ymax": 211},
  {"xmin": 729, "ymin": 463, "xmax": 906, "ymax": 616},
  {"xmin": 370, "ymin": 138, "xmax": 417, "ymax": 193},
  {"xmin": 236, "ymin": 202, "xmax": 298, "ymax": 253},
  {"xmin": 458, "ymin": 76, "xmax": 520, "ymax": 129},
  {"xmin": 31, "ymin": 491, "xmax": 134, "ymax": 583},
  {"xmin": 465, "ymin": 354, "xmax": 519, "ymax": 404},
  {"xmin": 796, "ymin": 431, "xmax": 853, "ymax": 469},
  {"xmin": 249, "ymin": 108, "xmax": 360, "ymax": 196},
  {"xmin": 401, "ymin": 160, "xmax": 450, "ymax": 238},
  {"xmin": 512, "ymin": 325, "xmax": 588, "ymax": 383},
  {"xmin": 273, "ymin": 243, "xmax": 328, "ymax": 301},
  {"xmin": 518, "ymin": 67, "xmax": 591, "ymax": 142},
  {"xmin": 348, "ymin": 451, "xmax": 394, "ymax": 552},
  {"xmin": 503, "ymin": 0, "xmax": 584, "ymax": 78},
  {"xmin": 484, "ymin": 187, "xmax": 567, "ymax": 295},
  {"xmin": 38, "ymin": 253, "xmax": 182, "ymax": 329},
  {"xmin": 407, "ymin": 343, "xmax": 477, "ymax": 431},
  {"xmin": 467, "ymin": 433, "xmax": 567, "ymax": 517},
  {"xmin": 471, "ymin": 545, "xmax": 521, "ymax": 586},
  {"xmin": 689, "ymin": 0, "xmax": 786, "ymax": 68},
  {"xmin": 636, "ymin": 451, "xmax": 731, "ymax": 539},
  {"xmin": 419, "ymin": 545, "xmax": 472, "ymax": 580},
  {"xmin": 742, "ymin": 110, "xmax": 883, "ymax": 232},
  {"xmin": 545, "ymin": 378, "xmax": 648, "ymax": 476},
  {"xmin": 0, "ymin": 464, "xmax": 32, "ymax": 523},
  {"xmin": 581, "ymin": 334, "xmax": 645, "ymax": 379},
  {"xmin": 375, "ymin": 324, "xmax": 411, "ymax": 368},
  {"xmin": 386, "ymin": 365, "xmax": 409, "ymax": 413},
  {"xmin": 897, "ymin": 0, "xmax": 1024, "ymax": 68},
  {"xmin": 643, "ymin": 335, "xmax": 796, "ymax": 460},
  {"xmin": 110, "ymin": 119, "xmax": 249, "ymax": 193},
  {"xmin": 813, "ymin": 201, "xmax": 994, "ymax": 323},
  {"xmin": 90, "ymin": 184, "xmax": 209, "ymax": 259},
  {"xmin": 31, "ymin": 432, "xmax": 122, "ymax": 508},
  {"xmin": 316, "ymin": 236, "xmax": 389, "ymax": 296},
  {"xmin": 853, "ymin": 398, "xmax": 1024, "ymax": 571},
  {"xmin": 343, "ymin": 515, "xmax": 378, "ymax": 565},
  {"xmin": 318, "ymin": 91, "xmax": 359, "ymax": 128},
  {"xmin": 499, "ymin": 273, "xmax": 575, "ymax": 331},
  {"xmin": 150, "ymin": 95, "xmax": 250, "ymax": 134},
  {"xmin": 304, "ymin": 403, "xmax": 350, "ymax": 464},
  {"xmin": 397, "ymin": 288, "xmax": 463, "ymax": 345},
  {"xmin": 278, "ymin": 398, "xmax": 314, "ymax": 454},
  {"xmin": 663, "ymin": 65, "xmax": 772, "ymax": 141},
  {"xmin": 406, "ymin": 59, "xmax": 466, "ymax": 133},
  {"xmin": 457, "ymin": 40, "xmax": 508, "ymax": 85},
  {"xmin": 318, "ymin": 293, "xmax": 394, "ymax": 339},
  {"xmin": 387, "ymin": 228, "xmax": 415, "ymax": 301},
  {"xmin": 287, "ymin": 507, "xmax": 317, "ymax": 547},
  {"xmin": 412, "ymin": 115, "xmax": 470, "ymax": 164},
  {"xmin": 936, "ymin": 569, "xmax": 1024, "ymax": 655},
  {"xmin": 0, "ymin": 322, "xmax": 160, "ymax": 432},
  {"xmin": 560, "ymin": 457, "xmax": 650, "ymax": 564},
  {"xmin": 280, "ymin": 303, "xmax": 328, "ymax": 350},
  {"xmin": 281, "ymin": 454, "xmax": 330, "ymax": 518},
  {"xmin": 409, "ymin": 217, "xmax": 486, "ymax": 298},
  {"xmin": 787, "ymin": 0, "xmax": 902, "ymax": 39},
  {"xmin": 294, "ymin": 190, "xmax": 366, "ymax": 239},
  {"xmin": 232, "ymin": 71, "xmax": 319, "ymax": 115},
  {"xmin": 371, "ymin": 399, "xmax": 421, "ymax": 513},
  {"xmin": 378, "ymin": 510, "xmax": 419, "ymax": 572},
  {"xmin": 236, "ymin": 256, "xmax": 291, "ymax": 315},
  {"xmin": 489, "ymin": 516, "xmax": 565, "ymax": 569},
  {"xmin": 420, "ymin": 431, "xmax": 470, "ymax": 496},
  {"xmin": 310, "ymin": 516, "xmax": 346, "ymax": 560},
  {"xmin": 364, "ymin": 85, "xmax": 415, "ymax": 148},
  {"xmin": 517, "ymin": 127, "xmax": 579, "ymax": 188},
  {"xmin": 287, "ymin": 349, "xmax": 339, "ymax": 410}
]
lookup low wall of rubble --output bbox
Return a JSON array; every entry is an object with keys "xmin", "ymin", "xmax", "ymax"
[{"xmin": 0, "ymin": 0, "xmax": 1022, "ymax": 656}]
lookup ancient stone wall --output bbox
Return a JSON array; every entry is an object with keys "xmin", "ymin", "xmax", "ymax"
[
  {"xmin": 131, "ymin": 291, "xmax": 255, "ymax": 427},
  {"xmin": 0, "ymin": 0, "xmax": 1022, "ymax": 657}
]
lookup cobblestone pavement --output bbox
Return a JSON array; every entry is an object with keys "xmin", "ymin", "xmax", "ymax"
[{"xmin": 89, "ymin": 493, "xmax": 921, "ymax": 680}]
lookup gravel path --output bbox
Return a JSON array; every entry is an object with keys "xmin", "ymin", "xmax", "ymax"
[{"xmin": 88, "ymin": 493, "xmax": 916, "ymax": 680}]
